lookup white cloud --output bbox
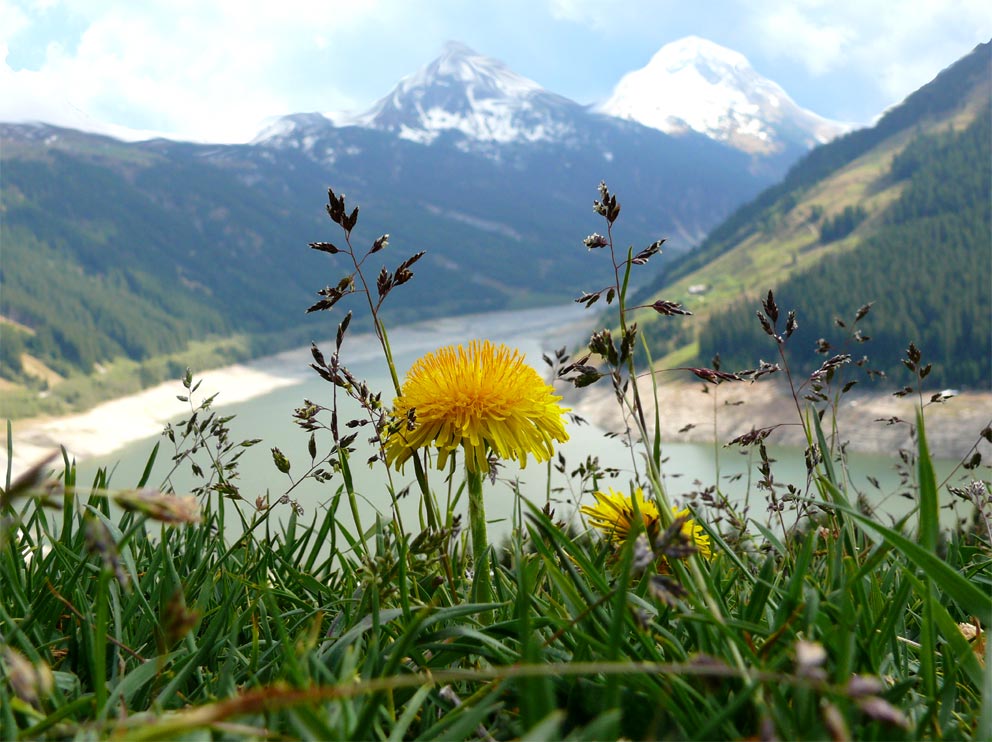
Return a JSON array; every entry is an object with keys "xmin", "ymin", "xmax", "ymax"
[
  {"xmin": 548, "ymin": 0, "xmax": 608, "ymax": 25},
  {"xmin": 747, "ymin": 0, "xmax": 992, "ymax": 117},
  {"xmin": 0, "ymin": 2, "xmax": 30, "ymax": 37},
  {"xmin": 547, "ymin": 0, "xmax": 682, "ymax": 32},
  {"xmin": 2, "ymin": 1, "xmax": 990, "ymax": 140},
  {"xmin": 755, "ymin": 4, "xmax": 854, "ymax": 76},
  {"xmin": 0, "ymin": 0, "xmax": 383, "ymax": 142},
  {"xmin": 848, "ymin": 2, "xmax": 991, "ymax": 102},
  {"xmin": 753, "ymin": 1, "xmax": 991, "ymax": 78}
]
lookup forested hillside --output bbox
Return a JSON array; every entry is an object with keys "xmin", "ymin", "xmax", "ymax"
[
  {"xmin": 698, "ymin": 114, "xmax": 991, "ymax": 388},
  {"xmin": 632, "ymin": 41, "xmax": 991, "ymax": 390},
  {"xmin": 0, "ymin": 136, "xmax": 344, "ymax": 393}
]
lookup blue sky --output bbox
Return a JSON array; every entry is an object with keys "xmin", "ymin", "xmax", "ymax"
[{"xmin": 2, "ymin": 0, "xmax": 990, "ymax": 143}]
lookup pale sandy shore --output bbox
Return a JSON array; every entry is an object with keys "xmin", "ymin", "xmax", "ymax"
[
  {"xmin": 1, "ymin": 347, "xmax": 313, "ymax": 481},
  {"xmin": 569, "ymin": 378, "xmax": 992, "ymax": 462}
]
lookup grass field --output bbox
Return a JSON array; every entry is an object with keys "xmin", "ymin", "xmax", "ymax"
[{"xmin": 1, "ymin": 184, "xmax": 989, "ymax": 740}]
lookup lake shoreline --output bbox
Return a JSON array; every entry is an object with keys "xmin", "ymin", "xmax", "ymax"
[
  {"xmin": 568, "ymin": 377, "xmax": 992, "ymax": 462},
  {"xmin": 1, "ymin": 304, "xmax": 597, "ymax": 480},
  {"xmin": 1, "ymin": 351, "xmax": 313, "ymax": 481},
  {"xmin": 4, "ymin": 301, "xmax": 989, "ymax": 480}
]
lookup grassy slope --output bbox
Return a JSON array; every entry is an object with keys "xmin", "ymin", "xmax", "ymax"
[
  {"xmin": 0, "ymin": 336, "xmax": 255, "ymax": 420},
  {"xmin": 634, "ymin": 93, "xmax": 986, "ymax": 370},
  {"xmin": 0, "ymin": 129, "xmax": 330, "ymax": 418}
]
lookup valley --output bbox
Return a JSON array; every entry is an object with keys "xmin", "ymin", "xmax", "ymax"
[
  {"xmin": 1, "ymin": 39, "xmax": 988, "ymax": 426},
  {"xmin": 0, "ymin": 38, "xmax": 838, "ymax": 419}
]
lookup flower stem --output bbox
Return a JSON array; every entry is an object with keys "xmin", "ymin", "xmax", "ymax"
[{"xmin": 466, "ymin": 467, "xmax": 493, "ymax": 607}]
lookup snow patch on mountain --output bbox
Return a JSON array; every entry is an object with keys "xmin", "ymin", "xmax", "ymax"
[
  {"xmin": 347, "ymin": 42, "xmax": 581, "ymax": 146},
  {"xmin": 251, "ymin": 112, "xmax": 333, "ymax": 147},
  {"xmin": 598, "ymin": 36, "xmax": 851, "ymax": 154},
  {"xmin": 249, "ymin": 111, "xmax": 351, "ymax": 165}
]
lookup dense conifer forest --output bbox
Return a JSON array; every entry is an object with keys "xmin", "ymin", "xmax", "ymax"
[{"xmin": 697, "ymin": 114, "xmax": 991, "ymax": 388}]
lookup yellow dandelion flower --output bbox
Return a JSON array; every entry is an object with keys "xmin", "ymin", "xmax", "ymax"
[
  {"xmin": 384, "ymin": 340, "xmax": 569, "ymax": 473},
  {"xmin": 581, "ymin": 487, "xmax": 712, "ymax": 559},
  {"xmin": 581, "ymin": 487, "xmax": 660, "ymax": 543}
]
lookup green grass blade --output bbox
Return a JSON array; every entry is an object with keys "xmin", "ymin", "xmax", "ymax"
[
  {"xmin": 4, "ymin": 419, "xmax": 11, "ymax": 492},
  {"xmin": 833, "ymin": 505, "xmax": 992, "ymax": 625},
  {"xmin": 92, "ymin": 570, "xmax": 110, "ymax": 715},
  {"xmin": 521, "ymin": 710, "xmax": 565, "ymax": 741},
  {"xmin": 387, "ymin": 684, "xmax": 433, "ymax": 742},
  {"xmin": 514, "ymin": 539, "xmax": 554, "ymax": 729},
  {"xmin": 980, "ymin": 630, "xmax": 992, "ymax": 741},
  {"xmin": 135, "ymin": 442, "xmax": 160, "ymax": 489},
  {"xmin": 751, "ymin": 520, "xmax": 786, "ymax": 557},
  {"xmin": 108, "ymin": 654, "xmax": 178, "ymax": 712},
  {"xmin": 743, "ymin": 554, "xmax": 778, "ymax": 625},
  {"xmin": 915, "ymin": 409, "xmax": 939, "ymax": 552},
  {"xmin": 416, "ymin": 686, "xmax": 502, "ymax": 741},
  {"xmin": 811, "ymin": 409, "xmax": 838, "ymax": 490},
  {"xmin": 564, "ymin": 709, "xmax": 622, "ymax": 741},
  {"xmin": 902, "ymin": 570, "xmax": 986, "ymax": 689}
]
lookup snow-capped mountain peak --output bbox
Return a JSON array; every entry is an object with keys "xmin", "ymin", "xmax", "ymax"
[
  {"xmin": 348, "ymin": 42, "xmax": 580, "ymax": 146},
  {"xmin": 598, "ymin": 36, "xmax": 851, "ymax": 154},
  {"xmin": 251, "ymin": 112, "xmax": 333, "ymax": 145},
  {"xmin": 654, "ymin": 35, "xmax": 751, "ymax": 72},
  {"xmin": 413, "ymin": 41, "xmax": 543, "ymax": 98}
]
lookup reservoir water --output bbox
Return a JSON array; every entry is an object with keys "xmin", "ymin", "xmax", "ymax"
[{"xmin": 79, "ymin": 304, "xmax": 969, "ymax": 540}]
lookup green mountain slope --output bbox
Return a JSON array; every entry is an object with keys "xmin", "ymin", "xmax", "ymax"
[
  {"xmin": 0, "ymin": 116, "xmax": 769, "ymax": 356},
  {"xmin": 0, "ymin": 110, "xmax": 772, "ymax": 417},
  {"xmin": 633, "ymin": 41, "xmax": 991, "ymax": 389},
  {"xmin": 1, "ymin": 133, "xmax": 329, "ymax": 375}
]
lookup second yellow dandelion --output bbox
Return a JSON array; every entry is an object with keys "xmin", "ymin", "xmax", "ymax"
[{"xmin": 581, "ymin": 487, "xmax": 712, "ymax": 559}]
